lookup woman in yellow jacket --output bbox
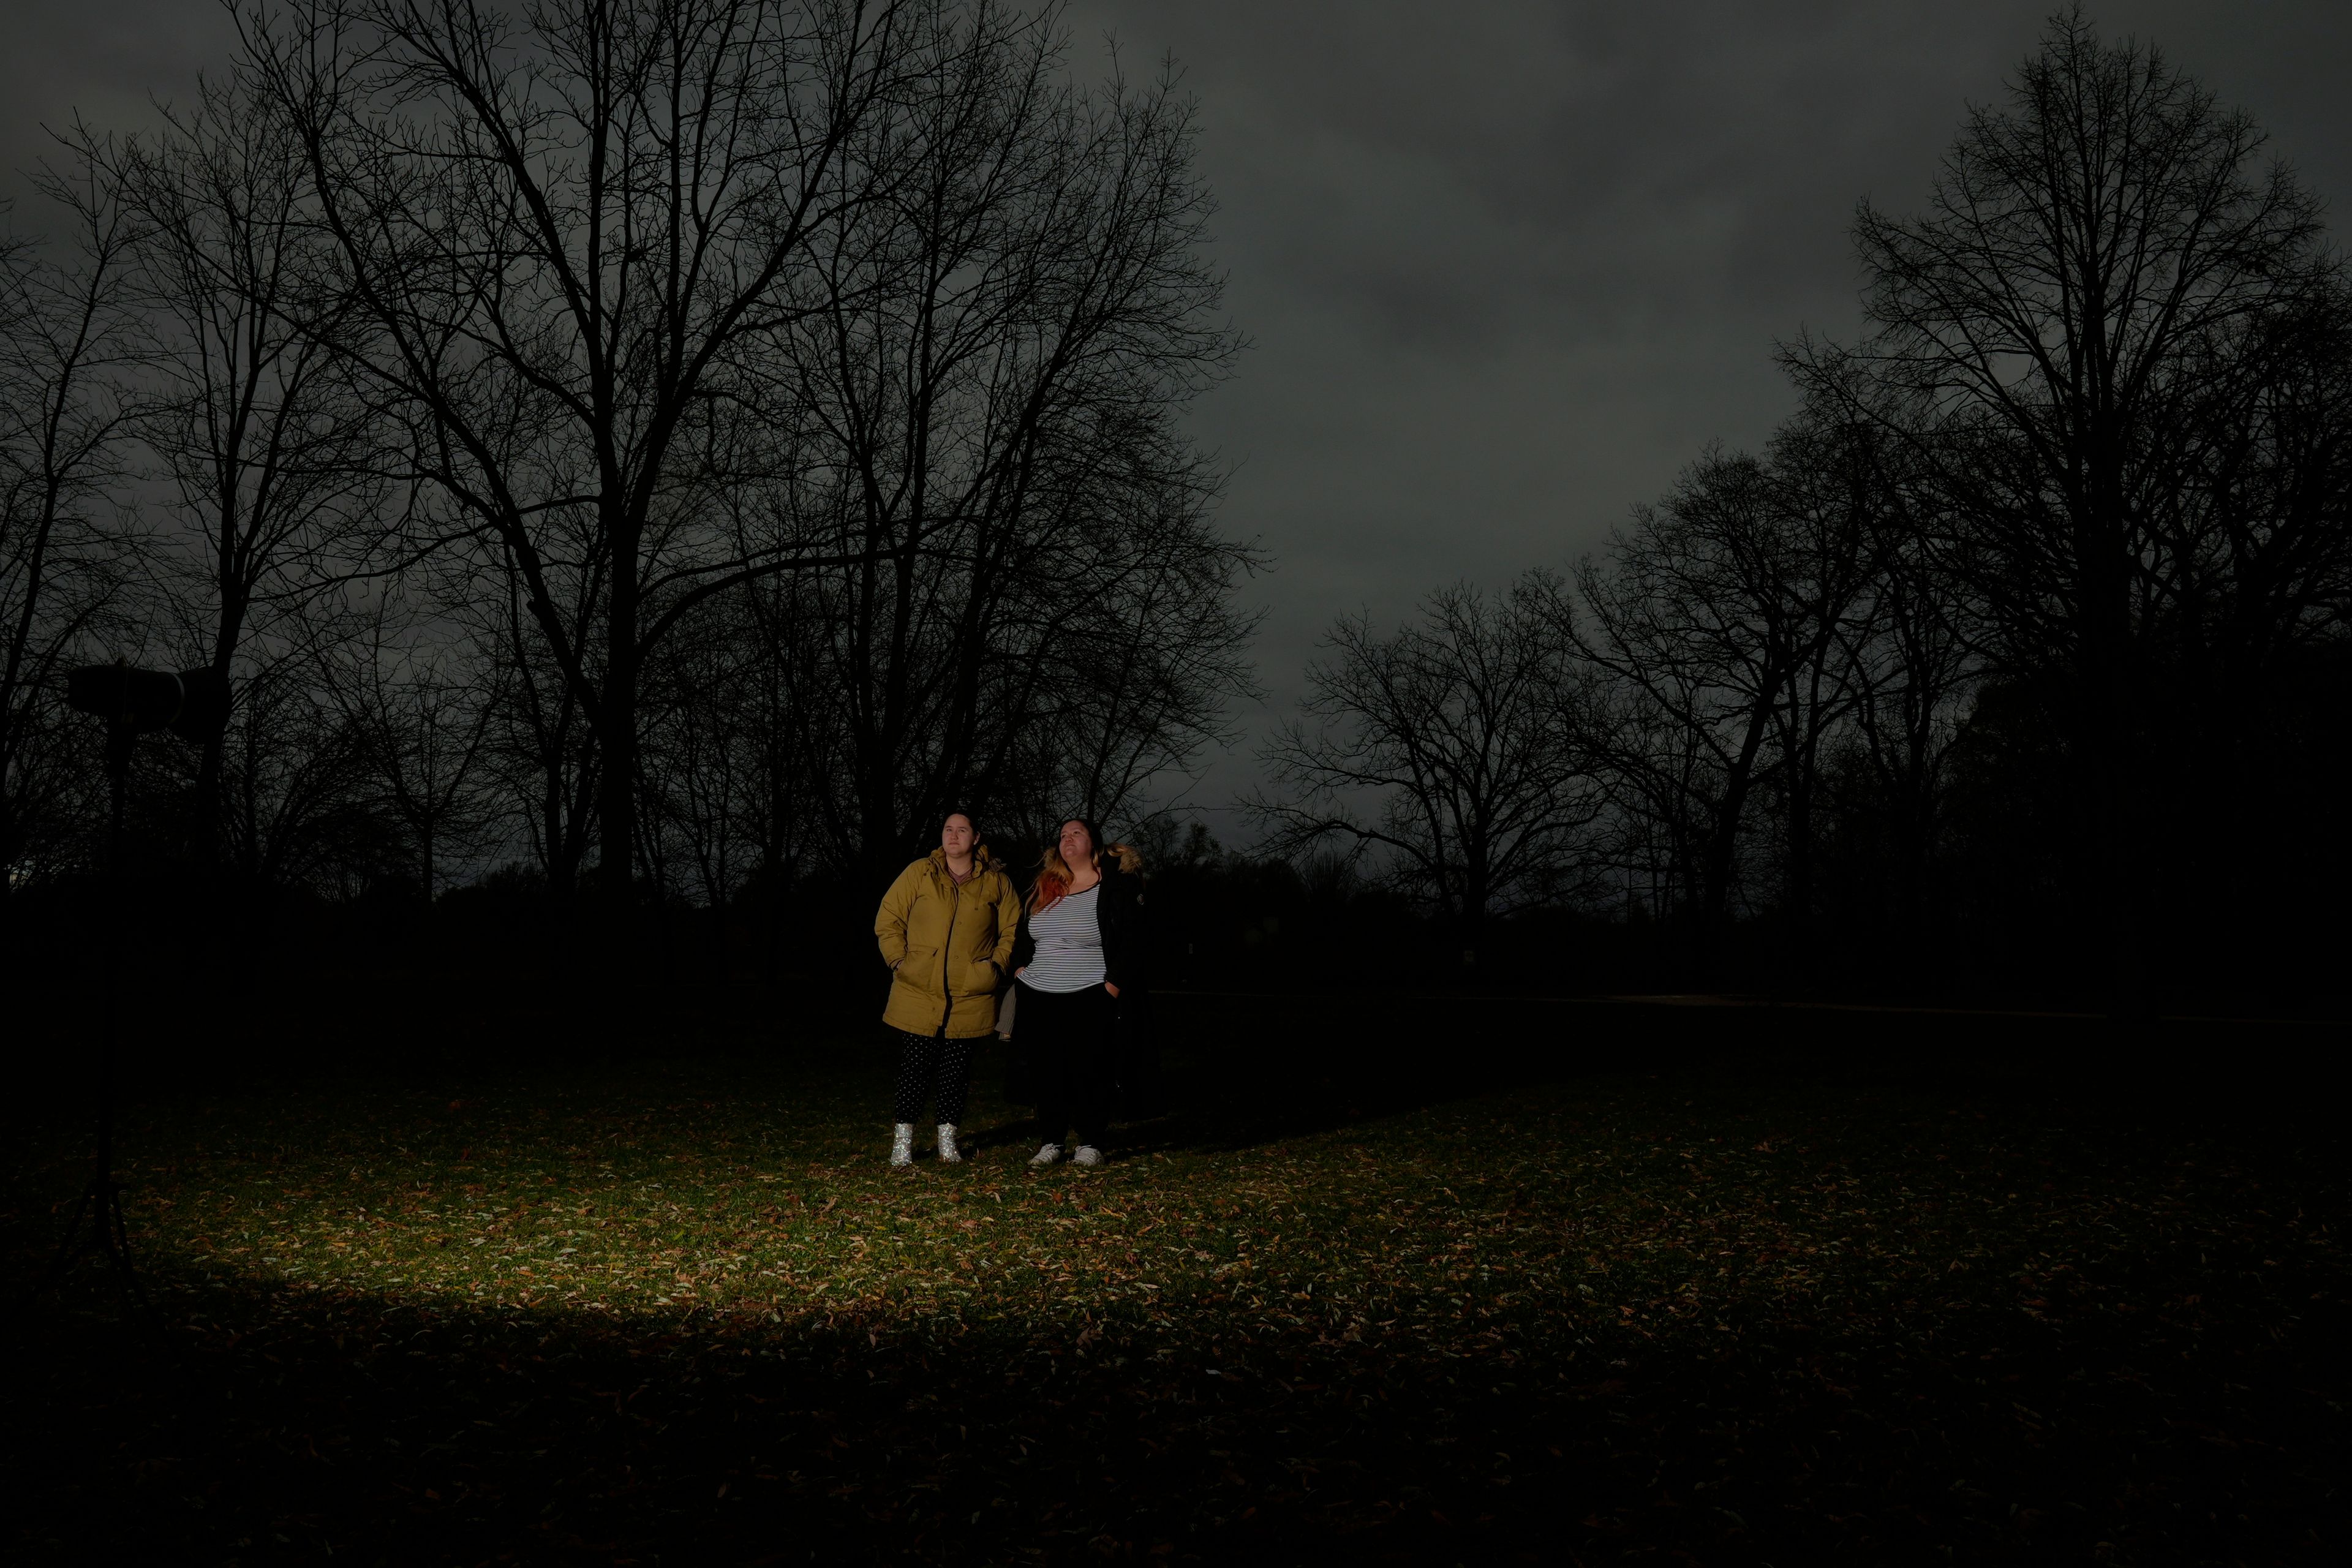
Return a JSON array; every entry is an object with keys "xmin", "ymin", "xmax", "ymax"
[{"xmin": 874, "ymin": 810, "xmax": 1023, "ymax": 1166}]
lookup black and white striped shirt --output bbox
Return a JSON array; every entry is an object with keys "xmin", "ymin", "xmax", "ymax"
[{"xmin": 1020, "ymin": 884, "xmax": 1106, "ymax": 992}]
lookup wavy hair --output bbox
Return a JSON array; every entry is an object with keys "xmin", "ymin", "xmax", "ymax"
[{"xmin": 1027, "ymin": 818, "xmax": 1142, "ymax": 912}]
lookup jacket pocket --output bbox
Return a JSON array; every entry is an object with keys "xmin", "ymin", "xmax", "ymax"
[
  {"xmin": 948, "ymin": 952, "xmax": 997, "ymax": 998},
  {"xmin": 899, "ymin": 946, "xmax": 940, "ymax": 995}
]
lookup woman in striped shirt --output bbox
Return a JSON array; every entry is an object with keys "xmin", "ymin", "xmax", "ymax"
[{"xmin": 1008, "ymin": 817, "xmax": 1145, "ymax": 1166}]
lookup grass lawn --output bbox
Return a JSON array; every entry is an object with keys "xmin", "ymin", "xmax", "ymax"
[{"xmin": 4, "ymin": 992, "xmax": 2346, "ymax": 1564}]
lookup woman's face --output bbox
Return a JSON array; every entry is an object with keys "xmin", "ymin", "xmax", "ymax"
[
  {"xmin": 941, "ymin": 815, "xmax": 975, "ymax": 857},
  {"xmin": 1057, "ymin": 820, "xmax": 1095, "ymax": 866}
]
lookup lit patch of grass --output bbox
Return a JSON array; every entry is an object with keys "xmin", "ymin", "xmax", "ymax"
[{"xmin": 9, "ymin": 1024, "xmax": 2348, "ymax": 1565}]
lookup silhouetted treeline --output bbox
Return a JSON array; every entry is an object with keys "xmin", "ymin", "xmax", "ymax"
[
  {"xmin": 7, "ymin": 10, "xmax": 2347, "ymax": 1018},
  {"xmin": 1, "ymin": 1, "xmax": 1257, "ymax": 988},
  {"xmin": 1252, "ymin": 15, "xmax": 2352, "ymax": 1013}
]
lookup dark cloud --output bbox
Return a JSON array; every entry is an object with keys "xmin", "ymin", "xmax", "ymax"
[
  {"xmin": 1057, "ymin": 0, "xmax": 2352, "ymax": 813},
  {"xmin": 0, "ymin": 2, "xmax": 238, "ymax": 215},
  {"xmin": 7, "ymin": 1, "xmax": 2348, "ymax": 819}
]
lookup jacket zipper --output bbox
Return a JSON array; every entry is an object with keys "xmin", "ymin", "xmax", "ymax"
[{"xmin": 937, "ymin": 865, "xmax": 961, "ymax": 1036}]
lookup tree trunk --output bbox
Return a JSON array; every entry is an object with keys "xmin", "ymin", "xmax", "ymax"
[
  {"xmin": 1698, "ymin": 701, "xmax": 1776, "ymax": 983},
  {"xmin": 597, "ymin": 525, "xmax": 642, "ymax": 981},
  {"xmin": 1783, "ymin": 754, "xmax": 1814, "ymax": 989},
  {"xmin": 597, "ymin": 663, "xmax": 639, "ymax": 965},
  {"xmin": 1458, "ymin": 858, "xmax": 1489, "ymax": 976},
  {"xmin": 2079, "ymin": 466, "xmax": 2149, "ymax": 1022},
  {"xmin": 194, "ymin": 641, "xmax": 238, "ymax": 881},
  {"xmin": 2089, "ymin": 605, "xmax": 2147, "ymax": 1020}
]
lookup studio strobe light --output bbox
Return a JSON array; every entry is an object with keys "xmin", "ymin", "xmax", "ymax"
[{"xmin": 64, "ymin": 662, "xmax": 231, "ymax": 748}]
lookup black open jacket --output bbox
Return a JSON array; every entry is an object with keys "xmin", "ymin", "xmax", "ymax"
[
  {"xmin": 1004, "ymin": 859, "xmax": 1164, "ymax": 1117},
  {"xmin": 1009, "ymin": 861, "xmax": 1149, "ymax": 997}
]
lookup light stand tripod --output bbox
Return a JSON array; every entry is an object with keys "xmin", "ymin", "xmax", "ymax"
[
  {"xmin": 27, "ymin": 719, "xmax": 149, "ymax": 1310},
  {"xmin": 10, "ymin": 660, "xmax": 228, "ymax": 1319}
]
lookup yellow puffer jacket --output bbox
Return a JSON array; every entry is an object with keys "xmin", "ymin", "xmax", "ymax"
[{"xmin": 875, "ymin": 847, "xmax": 1023, "ymax": 1039}]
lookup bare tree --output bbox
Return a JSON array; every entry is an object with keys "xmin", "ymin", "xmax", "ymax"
[
  {"xmin": 993, "ymin": 501, "xmax": 1261, "ymax": 847},
  {"xmin": 766, "ymin": 8, "xmax": 1250, "ymax": 877},
  {"xmin": 1570, "ymin": 424, "xmax": 1885, "ymax": 974},
  {"xmin": 1255, "ymin": 573, "xmax": 1597, "ymax": 963},
  {"xmin": 470, "ymin": 538, "xmax": 601, "ymax": 898},
  {"xmin": 91, "ymin": 68, "xmax": 399, "ymax": 877},
  {"xmin": 0, "ymin": 175, "xmax": 139, "ymax": 916},
  {"xmin": 214, "ymin": 648, "xmax": 399, "ymax": 893},
  {"xmin": 317, "ymin": 591, "xmax": 499, "ymax": 900},
  {"xmin": 1826, "ymin": 466, "xmax": 1978, "ymax": 960},
  {"xmin": 238, "ymin": 0, "xmax": 930, "ymax": 950},
  {"xmin": 1790, "ymin": 8, "xmax": 2343, "ymax": 1008},
  {"xmin": 1574, "ymin": 458, "xmax": 1765, "ymax": 959},
  {"xmin": 638, "ymin": 589, "xmax": 761, "ymax": 955},
  {"xmin": 1747, "ymin": 410, "xmax": 1905, "ymax": 951},
  {"xmin": 2151, "ymin": 276, "xmax": 2352, "ymax": 800}
]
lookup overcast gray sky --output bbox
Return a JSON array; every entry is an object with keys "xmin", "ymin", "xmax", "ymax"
[{"xmin": 6, "ymin": 1, "xmax": 2348, "ymax": 830}]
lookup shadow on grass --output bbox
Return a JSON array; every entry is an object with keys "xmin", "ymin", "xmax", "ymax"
[
  {"xmin": 12, "ymin": 1223, "xmax": 2343, "ymax": 1568},
  {"xmin": 13, "ymin": 1273, "xmax": 1586, "ymax": 1565},
  {"xmin": 1114, "ymin": 990, "xmax": 2343, "ymax": 1157},
  {"xmin": 907, "ymin": 991, "xmax": 1593, "ymax": 1162},
  {"xmin": 4, "ymin": 993, "xmax": 2348, "ymax": 1566}
]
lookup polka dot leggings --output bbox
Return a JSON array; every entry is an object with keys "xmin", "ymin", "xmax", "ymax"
[{"xmin": 891, "ymin": 1031, "xmax": 975, "ymax": 1126}]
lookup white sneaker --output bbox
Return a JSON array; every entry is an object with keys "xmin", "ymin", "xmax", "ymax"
[
  {"xmin": 936, "ymin": 1123, "xmax": 962, "ymax": 1164},
  {"xmin": 1071, "ymin": 1145, "xmax": 1103, "ymax": 1167},
  {"xmin": 1029, "ymin": 1142, "xmax": 1062, "ymax": 1166},
  {"xmin": 890, "ymin": 1123, "xmax": 914, "ymax": 1167}
]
